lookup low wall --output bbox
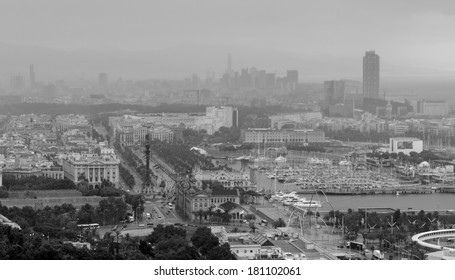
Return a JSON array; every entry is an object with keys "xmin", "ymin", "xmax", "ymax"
[
  {"xmin": 0, "ymin": 196, "xmax": 103, "ymax": 209},
  {"xmin": 8, "ymin": 189, "xmax": 83, "ymax": 198}
]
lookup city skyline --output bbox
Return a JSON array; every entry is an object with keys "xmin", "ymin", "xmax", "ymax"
[{"xmin": 1, "ymin": 1, "xmax": 455, "ymax": 82}]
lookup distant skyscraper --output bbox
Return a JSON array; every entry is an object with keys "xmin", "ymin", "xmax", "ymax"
[
  {"xmin": 363, "ymin": 51, "xmax": 380, "ymax": 99},
  {"xmin": 227, "ymin": 53, "xmax": 232, "ymax": 75},
  {"xmin": 266, "ymin": 73, "xmax": 276, "ymax": 88},
  {"xmin": 191, "ymin": 74, "xmax": 200, "ymax": 88},
  {"xmin": 98, "ymin": 73, "xmax": 108, "ymax": 86},
  {"xmin": 10, "ymin": 75, "xmax": 25, "ymax": 91},
  {"xmin": 29, "ymin": 64, "xmax": 35, "ymax": 88},
  {"xmin": 324, "ymin": 80, "xmax": 345, "ymax": 105},
  {"xmin": 286, "ymin": 70, "xmax": 298, "ymax": 91}
]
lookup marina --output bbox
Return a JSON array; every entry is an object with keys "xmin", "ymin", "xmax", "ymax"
[{"xmin": 213, "ymin": 154, "xmax": 455, "ymax": 214}]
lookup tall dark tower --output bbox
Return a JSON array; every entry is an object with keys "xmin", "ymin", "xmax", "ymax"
[
  {"xmin": 363, "ymin": 51, "xmax": 380, "ymax": 99},
  {"xmin": 29, "ymin": 64, "xmax": 35, "ymax": 88},
  {"xmin": 143, "ymin": 134, "xmax": 151, "ymax": 193}
]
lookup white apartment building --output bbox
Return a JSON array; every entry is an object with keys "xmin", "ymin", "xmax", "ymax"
[
  {"xmin": 117, "ymin": 125, "xmax": 174, "ymax": 146},
  {"xmin": 389, "ymin": 137, "xmax": 423, "ymax": 155},
  {"xmin": 110, "ymin": 107, "xmax": 238, "ymax": 138},
  {"xmin": 205, "ymin": 106, "xmax": 238, "ymax": 132},
  {"xmin": 417, "ymin": 100, "xmax": 448, "ymax": 116},
  {"xmin": 193, "ymin": 170, "xmax": 251, "ymax": 189},
  {"xmin": 242, "ymin": 129, "xmax": 325, "ymax": 144},
  {"xmin": 149, "ymin": 127, "xmax": 174, "ymax": 142}
]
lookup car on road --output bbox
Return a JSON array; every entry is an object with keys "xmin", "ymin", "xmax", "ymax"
[
  {"xmin": 138, "ymin": 224, "xmax": 146, "ymax": 228},
  {"xmin": 147, "ymin": 223, "xmax": 154, "ymax": 227}
]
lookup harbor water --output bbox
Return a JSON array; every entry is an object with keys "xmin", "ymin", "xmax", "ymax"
[
  {"xmin": 214, "ymin": 158, "xmax": 455, "ymax": 213},
  {"xmin": 254, "ymin": 168, "xmax": 455, "ymax": 212}
]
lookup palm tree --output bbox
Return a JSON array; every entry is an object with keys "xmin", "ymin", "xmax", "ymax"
[
  {"xmin": 273, "ymin": 218, "xmax": 286, "ymax": 228},
  {"xmin": 214, "ymin": 209, "xmax": 222, "ymax": 224},
  {"xmin": 221, "ymin": 211, "xmax": 231, "ymax": 225},
  {"xmin": 206, "ymin": 205, "xmax": 215, "ymax": 224},
  {"xmin": 196, "ymin": 209, "xmax": 204, "ymax": 224},
  {"xmin": 329, "ymin": 210, "xmax": 335, "ymax": 224}
]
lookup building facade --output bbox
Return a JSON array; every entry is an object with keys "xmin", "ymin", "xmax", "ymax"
[
  {"xmin": 62, "ymin": 154, "xmax": 120, "ymax": 187},
  {"xmin": 242, "ymin": 129, "xmax": 325, "ymax": 144},
  {"xmin": 363, "ymin": 51, "xmax": 380, "ymax": 99},
  {"xmin": 175, "ymin": 178, "xmax": 241, "ymax": 221},
  {"xmin": 193, "ymin": 170, "xmax": 251, "ymax": 189},
  {"xmin": 389, "ymin": 137, "xmax": 423, "ymax": 155},
  {"xmin": 117, "ymin": 125, "xmax": 174, "ymax": 146},
  {"xmin": 417, "ymin": 100, "xmax": 448, "ymax": 116}
]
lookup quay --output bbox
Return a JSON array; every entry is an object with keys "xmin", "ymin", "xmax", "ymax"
[
  {"xmin": 435, "ymin": 186, "xmax": 455, "ymax": 193},
  {"xmin": 297, "ymin": 185, "xmax": 433, "ymax": 195}
]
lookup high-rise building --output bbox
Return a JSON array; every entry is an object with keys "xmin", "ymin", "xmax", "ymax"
[
  {"xmin": 363, "ymin": 51, "xmax": 380, "ymax": 99},
  {"xmin": 191, "ymin": 74, "xmax": 200, "ymax": 88},
  {"xmin": 324, "ymin": 80, "xmax": 345, "ymax": 105},
  {"xmin": 227, "ymin": 53, "xmax": 232, "ymax": 75},
  {"xmin": 29, "ymin": 64, "xmax": 35, "ymax": 88},
  {"xmin": 266, "ymin": 73, "xmax": 276, "ymax": 88},
  {"xmin": 286, "ymin": 70, "xmax": 298, "ymax": 91},
  {"xmin": 324, "ymin": 80, "xmax": 362, "ymax": 106},
  {"xmin": 98, "ymin": 73, "xmax": 108, "ymax": 86},
  {"xmin": 10, "ymin": 75, "xmax": 25, "ymax": 91}
]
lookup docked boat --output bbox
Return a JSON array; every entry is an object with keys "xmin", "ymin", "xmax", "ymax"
[
  {"xmin": 254, "ymin": 156, "xmax": 270, "ymax": 163},
  {"xmin": 277, "ymin": 176, "xmax": 286, "ymax": 183},
  {"xmin": 293, "ymin": 200, "xmax": 322, "ymax": 209}
]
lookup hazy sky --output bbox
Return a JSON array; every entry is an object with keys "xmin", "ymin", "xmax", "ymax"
[{"xmin": 1, "ymin": 0, "xmax": 455, "ymax": 81}]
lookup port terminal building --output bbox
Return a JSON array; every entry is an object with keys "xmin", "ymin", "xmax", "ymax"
[{"xmin": 389, "ymin": 137, "xmax": 423, "ymax": 155}]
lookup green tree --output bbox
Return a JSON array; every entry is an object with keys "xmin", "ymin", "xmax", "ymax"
[
  {"xmin": 147, "ymin": 224, "xmax": 186, "ymax": 245},
  {"xmin": 206, "ymin": 243, "xmax": 235, "ymax": 260},
  {"xmin": 191, "ymin": 227, "xmax": 220, "ymax": 257},
  {"xmin": 77, "ymin": 204, "xmax": 96, "ymax": 224},
  {"xmin": 273, "ymin": 218, "xmax": 286, "ymax": 228}
]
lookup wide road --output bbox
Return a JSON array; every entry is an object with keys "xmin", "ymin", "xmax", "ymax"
[
  {"xmin": 115, "ymin": 147, "xmax": 144, "ymax": 194},
  {"xmin": 130, "ymin": 147, "xmax": 177, "ymax": 197}
]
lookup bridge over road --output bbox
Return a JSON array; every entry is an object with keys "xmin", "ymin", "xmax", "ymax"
[{"xmin": 412, "ymin": 229, "xmax": 455, "ymax": 251}]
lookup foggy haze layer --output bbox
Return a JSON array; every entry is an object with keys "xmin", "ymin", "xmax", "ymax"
[{"xmin": 1, "ymin": 0, "xmax": 455, "ymax": 82}]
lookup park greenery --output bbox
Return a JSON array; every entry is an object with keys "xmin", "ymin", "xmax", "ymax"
[
  {"xmin": 182, "ymin": 127, "xmax": 242, "ymax": 145},
  {"xmin": 322, "ymin": 208, "xmax": 453, "ymax": 259},
  {"xmin": 150, "ymin": 140, "xmax": 215, "ymax": 174},
  {"xmin": 366, "ymin": 150, "xmax": 449, "ymax": 165},
  {"xmin": 2, "ymin": 176, "xmax": 76, "ymax": 191},
  {"xmin": 0, "ymin": 187, "xmax": 9, "ymax": 198},
  {"xmin": 90, "ymin": 127, "xmax": 105, "ymax": 143},
  {"xmin": 0, "ymin": 201, "xmax": 234, "ymax": 260},
  {"xmin": 114, "ymin": 142, "xmax": 154, "ymax": 186},
  {"xmin": 119, "ymin": 164, "xmax": 136, "ymax": 189}
]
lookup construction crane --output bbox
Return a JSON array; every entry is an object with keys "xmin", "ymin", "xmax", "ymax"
[{"xmin": 183, "ymin": 89, "xmax": 202, "ymax": 105}]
